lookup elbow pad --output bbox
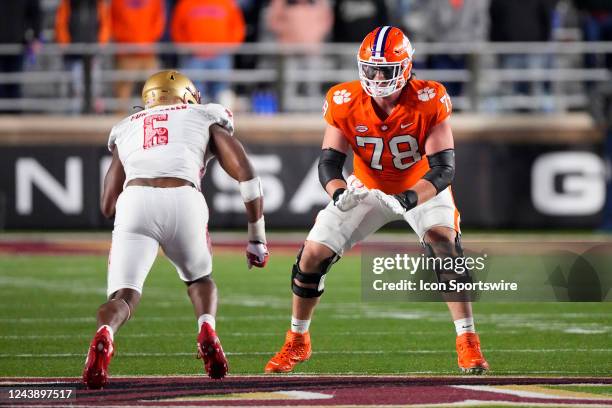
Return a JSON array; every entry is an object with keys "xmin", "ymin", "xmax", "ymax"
[
  {"xmin": 423, "ymin": 149, "xmax": 455, "ymax": 193},
  {"xmin": 318, "ymin": 148, "xmax": 346, "ymax": 189}
]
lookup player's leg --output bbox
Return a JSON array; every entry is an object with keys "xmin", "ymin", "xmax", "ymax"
[
  {"xmin": 83, "ymin": 231, "xmax": 159, "ymax": 389},
  {"xmin": 96, "ymin": 288, "xmax": 140, "ymax": 333},
  {"xmin": 160, "ymin": 187, "xmax": 227, "ymax": 379},
  {"xmin": 263, "ymin": 241, "xmax": 337, "ymax": 373},
  {"xmin": 83, "ymin": 187, "xmax": 161, "ymax": 389},
  {"xmin": 265, "ymin": 195, "xmax": 393, "ymax": 373},
  {"xmin": 405, "ymin": 188, "xmax": 489, "ymax": 374}
]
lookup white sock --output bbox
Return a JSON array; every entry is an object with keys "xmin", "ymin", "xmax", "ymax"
[
  {"xmin": 98, "ymin": 324, "xmax": 114, "ymax": 341},
  {"xmin": 290, "ymin": 317, "xmax": 311, "ymax": 334},
  {"xmin": 454, "ymin": 317, "xmax": 476, "ymax": 336},
  {"xmin": 198, "ymin": 314, "xmax": 216, "ymax": 331}
]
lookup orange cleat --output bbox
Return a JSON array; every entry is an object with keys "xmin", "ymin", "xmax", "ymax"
[
  {"xmin": 197, "ymin": 322, "xmax": 228, "ymax": 379},
  {"xmin": 264, "ymin": 330, "xmax": 312, "ymax": 373},
  {"xmin": 456, "ymin": 332, "xmax": 489, "ymax": 374},
  {"xmin": 82, "ymin": 326, "xmax": 114, "ymax": 389}
]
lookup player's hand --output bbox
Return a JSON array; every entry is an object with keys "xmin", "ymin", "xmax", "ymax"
[
  {"xmin": 371, "ymin": 189, "xmax": 408, "ymax": 216},
  {"xmin": 246, "ymin": 241, "xmax": 269, "ymax": 269},
  {"xmin": 334, "ymin": 175, "xmax": 369, "ymax": 212}
]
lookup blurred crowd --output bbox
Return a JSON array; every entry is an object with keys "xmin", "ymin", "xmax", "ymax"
[{"xmin": 0, "ymin": 0, "xmax": 611, "ymax": 114}]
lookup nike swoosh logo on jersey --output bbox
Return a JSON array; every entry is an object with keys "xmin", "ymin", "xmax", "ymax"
[{"xmin": 400, "ymin": 122, "xmax": 414, "ymax": 129}]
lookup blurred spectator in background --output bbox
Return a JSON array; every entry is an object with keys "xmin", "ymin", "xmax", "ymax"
[
  {"xmin": 573, "ymin": 0, "xmax": 612, "ymax": 70},
  {"xmin": 416, "ymin": 0, "xmax": 489, "ymax": 97},
  {"xmin": 111, "ymin": 0, "xmax": 166, "ymax": 113},
  {"xmin": 55, "ymin": 0, "xmax": 111, "ymax": 113},
  {"xmin": 160, "ymin": 0, "xmax": 179, "ymax": 69},
  {"xmin": 490, "ymin": 0, "xmax": 558, "ymax": 111},
  {"xmin": 234, "ymin": 0, "xmax": 266, "ymax": 84},
  {"xmin": 266, "ymin": 0, "xmax": 332, "ymax": 102},
  {"xmin": 0, "ymin": 0, "xmax": 41, "ymax": 112},
  {"xmin": 171, "ymin": 0, "xmax": 246, "ymax": 105},
  {"xmin": 332, "ymin": 0, "xmax": 388, "ymax": 43}
]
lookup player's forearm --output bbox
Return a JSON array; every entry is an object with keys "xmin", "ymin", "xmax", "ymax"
[
  {"xmin": 325, "ymin": 179, "xmax": 347, "ymax": 199},
  {"xmin": 244, "ymin": 196, "xmax": 263, "ymax": 223},
  {"xmin": 410, "ymin": 179, "xmax": 438, "ymax": 205},
  {"xmin": 318, "ymin": 147, "xmax": 347, "ymax": 200},
  {"xmin": 100, "ymin": 184, "xmax": 122, "ymax": 218},
  {"xmin": 239, "ymin": 177, "xmax": 266, "ymax": 243},
  {"xmin": 100, "ymin": 150, "xmax": 125, "ymax": 218},
  {"xmin": 394, "ymin": 149, "xmax": 455, "ymax": 211}
]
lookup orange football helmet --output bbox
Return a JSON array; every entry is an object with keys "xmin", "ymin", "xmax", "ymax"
[{"xmin": 358, "ymin": 26, "xmax": 415, "ymax": 98}]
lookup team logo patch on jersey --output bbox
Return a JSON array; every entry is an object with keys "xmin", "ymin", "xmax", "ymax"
[
  {"xmin": 356, "ymin": 125, "xmax": 368, "ymax": 133},
  {"xmin": 417, "ymin": 87, "xmax": 436, "ymax": 102},
  {"xmin": 333, "ymin": 90, "xmax": 351, "ymax": 105}
]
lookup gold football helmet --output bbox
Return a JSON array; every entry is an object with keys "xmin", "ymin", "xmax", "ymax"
[{"xmin": 142, "ymin": 70, "xmax": 201, "ymax": 108}]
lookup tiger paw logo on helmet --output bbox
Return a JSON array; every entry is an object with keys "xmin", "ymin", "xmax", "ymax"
[
  {"xmin": 417, "ymin": 87, "xmax": 436, "ymax": 102},
  {"xmin": 333, "ymin": 90, "xmax": 351, "ymax": 105}
]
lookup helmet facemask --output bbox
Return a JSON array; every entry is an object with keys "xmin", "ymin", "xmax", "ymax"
[{"xmin": 358, "ymin": 58, "xmax": 410, "ymax": 98}]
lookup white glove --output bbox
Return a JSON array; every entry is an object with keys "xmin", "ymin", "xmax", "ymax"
[
  {"xmin": 246, "ymin": 242, "xmax": 269, "ymax": 269},
  {"xmin": 371, "ymin": 189, "xmax": 407, "ymax": 216},
  {"xmin": 333, "ymin": 175, "xmax": 368, "ymax": 212}
]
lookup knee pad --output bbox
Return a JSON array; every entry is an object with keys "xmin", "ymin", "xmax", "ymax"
[
  {"xmin": 291, "ymin": 247, "xmax": 339, "ymax": 298},
  {"xmin": 423, "ymin": 234, "xmax": 471, "ymax": 292}
]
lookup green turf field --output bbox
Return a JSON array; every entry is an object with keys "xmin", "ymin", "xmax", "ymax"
[{"xmin": 0, "ymin": 252, "xmax": 610, "ymax": 377}]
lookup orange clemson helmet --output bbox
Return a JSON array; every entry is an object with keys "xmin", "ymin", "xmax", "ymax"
[{"xmin": 358, "ymin": 26, "xmax": 415, "ymax": 98}]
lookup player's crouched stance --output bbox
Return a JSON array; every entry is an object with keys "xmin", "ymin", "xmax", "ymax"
[
  {"xmin": 265, "ymin": 26, "xmax": 488, "ymax": 375},
  {"xmin": 83, "ymin": 71, "xmax": 269, "ymax": 389}
]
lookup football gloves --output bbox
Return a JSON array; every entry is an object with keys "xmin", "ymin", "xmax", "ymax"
[
  {"xmin": 246, "ymin": 241, "xmax": 269, "ymax": 269},
  {"xmin": 333, "ymin": 175, "xmax": 369, "ymax": 212},
  {"xmin": 371, "ymin": 189, "xmax": 417, "ymax": 216}
]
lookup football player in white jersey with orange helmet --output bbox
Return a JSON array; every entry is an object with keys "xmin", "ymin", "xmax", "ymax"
[{"xmin": 82, "ymin": 70, "xmax": 269, "ymax": 388}]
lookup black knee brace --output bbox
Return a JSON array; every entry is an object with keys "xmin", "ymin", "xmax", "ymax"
[
  {"xmin": 291, "ymin": 247, "xmax": 339, "ymax": 298},
  {"xmin": 423, "ymin": 234, "xmax": 472, "ymax": 292}
]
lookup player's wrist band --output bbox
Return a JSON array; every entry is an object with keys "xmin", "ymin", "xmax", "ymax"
[
  {"xmin": 394, "ymin": 190, "xmax": 418, "ymax": 211},
  {"xmin": 239, "ymin": 177, "xmax": 263, "ymax": 202},
  {"xmin": 248, "ymin": 216, "xmax": 266, "ymax": 244},
  {"xmin": 332, "ymin": 188, "xmax": 346, "ymax": 204}
]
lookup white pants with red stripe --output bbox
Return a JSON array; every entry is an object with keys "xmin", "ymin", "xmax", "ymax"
[
  {"xmin": 107, "ymin": 186, "xmax": 212, "ymax": 297},
  {"xmin": 307, "ymin": 187, "xmax": 460, "ymax": 256}
]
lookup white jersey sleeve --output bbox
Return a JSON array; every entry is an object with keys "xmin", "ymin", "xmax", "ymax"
[
  {"xmin": 192, "ymin": 103, "xmax": 235, "ymax": 135},
  {"xmin": 107, "ymin": 125, "xmax": 118, "ymax": 152}
]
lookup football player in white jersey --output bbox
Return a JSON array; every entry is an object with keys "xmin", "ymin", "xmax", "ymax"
[{"xmin": 82, "ymin": 70, "xmax": 269, "ymax": 388}]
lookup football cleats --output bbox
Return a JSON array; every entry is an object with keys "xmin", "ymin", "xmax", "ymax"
[
  {"xmin": 264, "ymin": 330, "xmax": 312, "ymax": 373},
  {"xmin": 456, "ymin": 333, "xmax": 489, "ymax": 374},
  {"xmin": 142, "ymin": 70, "xmax": 201, "ymax": 108},
  {"xmin": 82, "ymin": 326, "xmax": 114, "ymax": 389},
  {"xmin": 358, "ymin": 26, "xmax": 415, "ymax": 98},
  {"xmin": 197, "ymin": 322, "xmax": 228, "ymax": 379}
]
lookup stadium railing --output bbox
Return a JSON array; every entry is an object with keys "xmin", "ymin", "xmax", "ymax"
[{"xmin": 0, "ymin": 41, "xmax": 610, "ymax": 114}]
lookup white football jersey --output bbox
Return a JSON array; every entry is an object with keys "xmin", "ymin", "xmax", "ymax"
[{"xmin": 108, "ymin": 103, "xmax": 234, "ymax": 189}]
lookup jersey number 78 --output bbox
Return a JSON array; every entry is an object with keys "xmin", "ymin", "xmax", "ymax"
[{"xmin": 356, "ymin": 134, "xmax": 422, "ymax": 170}]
